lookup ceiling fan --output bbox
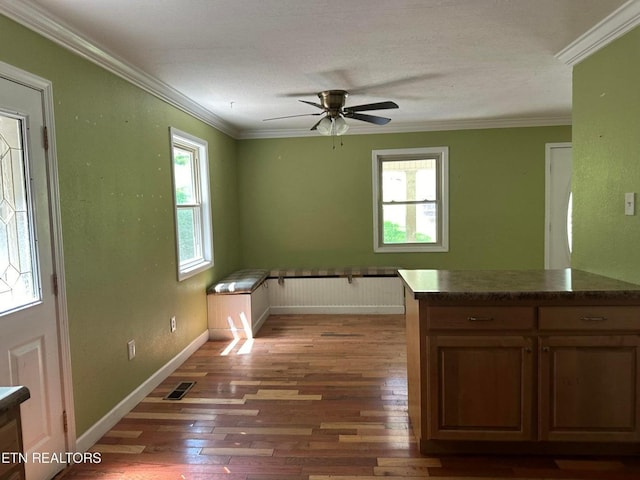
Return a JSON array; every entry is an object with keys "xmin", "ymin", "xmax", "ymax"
[{"xmin": 264, "ymin": 90, "xmax": 399, "ymax": 136}]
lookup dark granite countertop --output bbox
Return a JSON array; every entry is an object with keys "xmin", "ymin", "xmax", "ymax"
[
  {"xmin": 398, "ymin": 268, "xmax": 640, "ymax": 303},
  {"xmin": 0, "ymin": 386, "xmax": 30, "ymax": 412}
]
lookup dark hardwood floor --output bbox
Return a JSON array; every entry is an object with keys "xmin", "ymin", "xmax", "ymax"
[{"xmin": 59, "ymin": 315, "xmax": 640, "ymax": 479}]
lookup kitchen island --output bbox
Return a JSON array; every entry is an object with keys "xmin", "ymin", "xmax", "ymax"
[{"xmin": 399, "ymin": 268, "xmax": 640, "ymax": 455}]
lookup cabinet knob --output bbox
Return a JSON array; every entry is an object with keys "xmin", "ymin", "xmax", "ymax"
[
  {"xmin": 524, "ymin": 347, "xmax": 532, "ymax": 353},
  {"xmin": 542, "ymin": 346, "xmax": 550, "ymax": 352}
]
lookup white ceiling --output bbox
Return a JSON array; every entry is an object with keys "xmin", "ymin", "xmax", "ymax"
[{"xmin": 3, "ymin": 0, "xmax": 633, "ymax": 137}]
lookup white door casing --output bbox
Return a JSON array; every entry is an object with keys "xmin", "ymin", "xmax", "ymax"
[
  {"xmin": 0, "ymin": 62, "xmax": 74, "ymax": 479},
  {"xmin": 545, "ymin": 143, "xmax": 573, "ymax": 269}
]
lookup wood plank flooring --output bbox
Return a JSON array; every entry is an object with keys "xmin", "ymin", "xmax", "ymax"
[{"xmin": 59, "ymin": 315, "xmax": 640, "ymax": 480}]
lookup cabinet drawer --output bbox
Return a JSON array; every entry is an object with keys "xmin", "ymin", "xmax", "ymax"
[
  {"xmin": 539, "ymin": 306, "xmax": 640, "ymax": 331},
  {"xmin": 427, "ymin": 307, "xmax": 535, "ymax": 330}
]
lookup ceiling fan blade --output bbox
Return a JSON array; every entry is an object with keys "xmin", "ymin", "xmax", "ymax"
[
  {"xmin": 299, "ymin": 100, "xmax": 325, "ymax": 110},
  {"xmin": 344, "ymin": 101, "xmax": 399, "ymax": 113},
  {"xmin": 263, "ymin": 112, "xmax": 322, "ymax": 121},
  {"xmin": 344, "ymin": 112, "xmax": 392, "ymax": 125},
  {"xmin": 310, "ymin": 118, "xmax": 324, "ymax": 131}
]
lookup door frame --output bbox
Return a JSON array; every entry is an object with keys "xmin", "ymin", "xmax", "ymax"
[
  {"xmin": 0, "ymin": 60, "xmax": 75, "ymax": 450},
  {"xmin": 544, "ymin": 142, "xmax": 572, "ymax": 269}
]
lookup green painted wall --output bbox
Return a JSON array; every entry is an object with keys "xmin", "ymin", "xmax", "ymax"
[
  {"xmin": 0, "ymin": 15, "xmax": 241, "ymax": 435},
  {"xmin": 572, "ymin": 26, "xmax": 640, "ymax": 283},
  {"xmin": 0, "ymin": 11, "xmax": 575, "ymax": 440},
  {"xmin": 237, "ymin": 126, "xmax": 571, "ymax": 270}
]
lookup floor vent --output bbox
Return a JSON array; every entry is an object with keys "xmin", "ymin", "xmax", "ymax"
[{"xmin": 164, "ymin": 381, "xmax": 196, "ymax": 400}]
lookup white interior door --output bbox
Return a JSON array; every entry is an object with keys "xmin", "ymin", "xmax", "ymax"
[
  {"xmin": 545, "ymin": 143, "xmax": 573, "ymax": 269},
  {"xmin": 0, "ymin": 76, "xmax": 67, "ymax": 480}
]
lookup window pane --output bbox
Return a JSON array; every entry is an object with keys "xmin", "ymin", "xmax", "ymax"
[
  {"xmin": 382, "ymin": 203, "xmax": 437, "ymax": 244},
  {"xmin": 382, "ymin": 158, "xmax": 436, "ymax": 202},
  {"xmin": 176, "ymin": 207, "xmax": 202, "ymax": 264},
  {"xmin": 173, "ymin": 146, "xmax": 196, "ymax": 205},
  {"xmin": 171, "ymin": 129, "xmax": 213, "ymax": 279},
  {"xmin": 0, "ymin": 114, "xmax": 39, "ymax": 314}
]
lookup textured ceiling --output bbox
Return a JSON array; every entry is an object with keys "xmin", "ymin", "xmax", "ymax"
[{"xmin": 17, "ymin": 0, "xmax": 630, "ymax": 136}]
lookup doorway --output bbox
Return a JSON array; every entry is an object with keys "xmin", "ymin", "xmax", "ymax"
[
  {"xmin": 545, "ymin": 143, "xmax": 573, "ymax": 269},
  {"xmin": 0, "ymin": 62, "xmax": 73, "ymax": 480}
]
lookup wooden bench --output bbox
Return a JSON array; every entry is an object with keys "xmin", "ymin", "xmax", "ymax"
[
  {"xmin": 269, "ymin": 266, "xmax": 398, "ymax": 284},
  {"xmin": 206, "ymin": 269, "xmax": 269, "ymax": 340},
  {"xmin": 266, "ymin": 267, "xmax": 403, "ymax": 315},
  {"xmin": 207, "ymin": 267, "xmax": 403, "ymax": 340}
]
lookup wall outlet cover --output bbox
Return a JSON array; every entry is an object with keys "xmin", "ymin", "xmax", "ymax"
[
  {"xmin": 625, "ymin": 192, "xmax": 635, "ymax": 215},
  {"xmin": 127, "ymin": 340, "xmax": 136, "ymax": 360}
]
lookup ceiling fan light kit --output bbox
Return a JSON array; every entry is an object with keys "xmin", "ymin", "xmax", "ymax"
[
  {"xmin": 316, "ymin": 116, "xmax": 349, "ymax": 136},
  {"xmin": 264, "ymin": 89, "xmax": 399, "ymax": 137}
]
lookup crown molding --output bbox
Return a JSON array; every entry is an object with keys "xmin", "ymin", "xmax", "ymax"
[
  {"xmin": 556, "ymin": 0, "xmax": 640, "ymax": 66},
  {"xmin": 0, "ymin": 0, "xmax": 581, "ymax": 141},
  {"xmin": 238, "ymin": 115, "xmax": 572, "ymax": 140},
  {"xmin": 0, "ymin": 0, "xmax": 239, "ymax": 138}
]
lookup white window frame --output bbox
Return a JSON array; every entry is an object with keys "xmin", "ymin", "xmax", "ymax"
[
  {"xmin": 372, "ymin": 147, "xmax": 449, "ymax": 253},
  {"xmin": 170, "ymin": 127, "xmax": 213, "ymax": 280}
]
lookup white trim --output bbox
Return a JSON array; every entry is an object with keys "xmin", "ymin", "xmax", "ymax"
[
  {"xmin": 544, "ymin": 142, "xmax": 572, "ymax": 269},
  {"xmin": 252, "ymin": 306, "xmax": 271, "ymax": 334},
  {"xmin": 239, "ymin": 115, "xmax": 572, "ymax": 139},
  {"xmin": 0, "ymin": 60, "xmax": 76, "ymax": 451},
  {"xmin": 269, "ymin": 306, "xmax": 405, "ymax": 315},
  {"xmin": 76, "ymin": 330, "xmax": 209, "ymax": 453},
  {"xmin": 555, "ymin": 0, "xmax": 640, "ymax": 66},
  {"xmin": 372, "ymin": 147, "xmax": 449, "ymax": 253},
  {"xmin": 0, "ymin": 0, "xmax": 238, "ymax": 138}
]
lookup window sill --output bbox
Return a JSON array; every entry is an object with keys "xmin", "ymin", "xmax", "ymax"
[
  {"xmin": 178, "ymin": 260, "xmax": 213, "ymax": 281},
  {"xmin": 374, "ymin": 244, "xmax": 449, "ymax": 253}
]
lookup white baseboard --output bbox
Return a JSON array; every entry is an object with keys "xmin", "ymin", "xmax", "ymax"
[
  {"xmin": 269, "ymin": 305, "xmax": 405, "ymax": 315},
  {"xmin": 76, "ymin": 330, "xmax": 209, "ymax": 452},
  {"xmin": 252, "ymin": 305, "xmax": 271, "ymax": 334}
]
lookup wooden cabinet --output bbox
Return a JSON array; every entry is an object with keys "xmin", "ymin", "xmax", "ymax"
[
  {"xmin": 539, "ymin": 306, "xmax": 640, "ymax": 331},
  {"xmin": 538, "ymin": 306, "xmax": 640, "ymax": 442},
  {"xmin": 0, "ymin": 400, "xmax": 27, "ymax": 480},
  {"xmin": 426, "ymin": 306, "xmax": 535, "ymax": 331},
  {"xmin": 400, "ymin": 268, "xmax": 640, "ymax": 454},
  {"xmin": 423, "ymin": 306, "xmax": 535, "ymax": 442},
  {"xmin": 428, "ymin": 335, "xmax": 533, "ymax": 441},
  {"xmin": 539, "ymin": 335, "xmax": 640, "ymax": 442},
  {"xmin": 413, "ymin": 301, "xmax": 640, "ymax": 452}
]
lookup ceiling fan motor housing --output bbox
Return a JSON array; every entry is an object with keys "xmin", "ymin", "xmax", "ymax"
[
  {"xmin": 262, "ymin": 90, "xmax": 397, "ymax": 130},
  {"xmin": 319, "ymin": 90, "xmax": 348, "ymax": 118}
]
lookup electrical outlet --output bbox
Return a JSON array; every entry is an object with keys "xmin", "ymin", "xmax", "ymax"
[
  {"xmin": 170, "ymin": 316, "xmax": 176, "ymax": 333},
  {"xmin": 127, "ymin": 340, "xmax": 136, "ymax": 360}
]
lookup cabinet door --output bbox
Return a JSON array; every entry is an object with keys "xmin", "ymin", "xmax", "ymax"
[
  {"xmin": 428, "ymin": 335, "xmax": 533, "ymax": 441},
  {"xmin": 539, "ymin": 335, "xmax": 640, "ymax": 442}
]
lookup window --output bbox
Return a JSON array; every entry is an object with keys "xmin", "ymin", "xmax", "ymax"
[
  {"xmin": 0, "ymin": 112, "xmax": 40, "ymax": 314},
  {"xmin": 372, "ymin": 147, "xmax": 449, "ymax": 252},
  {"xmin": 170, "ymin": 128, "xmax": 213, "ymax": 280}
]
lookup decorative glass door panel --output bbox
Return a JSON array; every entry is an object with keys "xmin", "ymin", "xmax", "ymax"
[{"xmin": 0, "ymin": 112, "xmax": 40, "ymax": 315}]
